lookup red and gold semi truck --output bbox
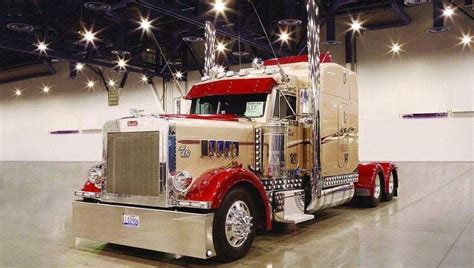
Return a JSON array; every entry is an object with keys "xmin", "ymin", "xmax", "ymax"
[{"xmin": 72, "ymin": 0, "xmax": 398, "ymax": 262}]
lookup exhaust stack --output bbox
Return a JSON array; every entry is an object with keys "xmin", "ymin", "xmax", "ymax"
[
  {"xmin": 203, "ymin": 21, "xmax": 216, "ymax": 78},
  {"xmin": 306, "ymin": 0, "xmax": 323, "ymax": 213}
]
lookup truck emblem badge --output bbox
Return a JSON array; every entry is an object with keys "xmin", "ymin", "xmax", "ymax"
[
  {"xmin": 217, "ymin": 140, "xmax": 224, "ymax": 156},
  {"xmin": 202, "ymin": 140, "xmax": 239, "ymax": 158},
  {"xmin": 208, "ymin": 140, "xmax": 216, "ymax": 156},
  {"xmin": 127, "ymin": 121, "xmax": 138, "ymax": 126},
  {"xmin": 178, "ymin": 146, "xmax": 191, "ymax": 158}
]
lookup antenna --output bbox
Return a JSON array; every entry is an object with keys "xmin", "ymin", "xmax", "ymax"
[
  {"xmin": 249, "ymin": 0, "xmax": 286, "ymax": 78},
  {"xmin": 148, "ymin": 29, "xmax": 185, "ymax": 97},
  {"xmin": 204, "ymin": 21, "xmax": 217, "ymax": 78}
]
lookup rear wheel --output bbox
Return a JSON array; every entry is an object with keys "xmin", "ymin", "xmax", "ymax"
[
  {"xmin": 213, "ymin": 187, "xmax": 257, "ymax": 262},
  {"xmin": 364, "ymin": 172, "xmax": 383, "ymax": 207},
  {"xmin": 382, "ymin": 171, "xmax": 395, "ymax": 202}
]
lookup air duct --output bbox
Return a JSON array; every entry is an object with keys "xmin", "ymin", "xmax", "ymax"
[{"xmin": 203, "ymin": 21, "xmax": 216, "ymax": 78}]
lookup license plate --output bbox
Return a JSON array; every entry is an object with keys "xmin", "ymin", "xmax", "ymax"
[{"xmin": 122, "ymin": 214, "xmax": 140, "ymax": 227}]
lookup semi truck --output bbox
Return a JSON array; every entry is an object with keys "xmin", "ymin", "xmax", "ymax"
[{"xmin": 72, "ymin": 0, "xmax": 398, "ymax": 262}]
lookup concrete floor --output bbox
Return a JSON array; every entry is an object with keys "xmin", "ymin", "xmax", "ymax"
[{"xmin": 0, "ymin": 162, "xmax": 472, "ymax": 267}]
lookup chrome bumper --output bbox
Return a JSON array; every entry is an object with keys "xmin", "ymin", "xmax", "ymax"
[{"xmin": 72, "ymin": 201, "xmax": 216, "ymax": 259}]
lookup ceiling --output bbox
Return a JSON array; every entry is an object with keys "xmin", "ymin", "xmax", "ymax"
[{"xmin": 0, "ymin": 0, "xmax": 472, "ymax": 78}]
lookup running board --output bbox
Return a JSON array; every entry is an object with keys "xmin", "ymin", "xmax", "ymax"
[{"xmin": 273, "ymin": 190, "xmax": 314, "ymax": 224}]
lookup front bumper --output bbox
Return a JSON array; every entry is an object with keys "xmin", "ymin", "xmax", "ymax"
[{"xmin": 72, "ymin": 201, "xmax": 216, "ymax": 259}]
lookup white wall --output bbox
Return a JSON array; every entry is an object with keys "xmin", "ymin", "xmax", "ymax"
[
  {"xmin": 0, "ymin": 4, "xmax": 472, "ymax": 162},
  {"xmin": 356, "ymin": 5, "xmax": 473, "ymax": 161},
  {"xmin": 0, "ymin": 64, "xmax": 179, "ymax": 161}
]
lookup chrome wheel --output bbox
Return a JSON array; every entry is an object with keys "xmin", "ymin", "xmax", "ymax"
[
  {"xmin": 374, "ymin": 175, "xmax": 381, "ymax": 199},
  {"xmin": 225, "ymin": 200, "xmax": 253, "ymax": 248},
  {"xmin": 388, "ymin": 173, "xmax": 394, "ymax": 193}
]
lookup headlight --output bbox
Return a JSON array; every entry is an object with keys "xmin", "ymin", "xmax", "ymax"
[
  {"xmin": 173, "ymin": 171, "xmax": 193, "ymax": 193},
  {"xmin": 87, "ymin": 164, "xmax": 104, "ymax": 187}
]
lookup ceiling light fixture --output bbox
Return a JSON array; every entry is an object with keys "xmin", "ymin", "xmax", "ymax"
[
  {"xmin": 175, "ymin": 71, "xmax": 183, "ymax": 80},
  {"xmin": 182, "ymin": 36, "xmax": 204, "ymax": 42},
  {"xmin": 216, "ymin": 42, "xmax": 226, "ymax": 53},
  {"xmin": 278, "ymin": 18, "xmax": 302, "ymax": 26},
  {"xmin": 75, "ymin": 63, "xmax": 84, "ymax": 71},
  {"xmin": 14, "ymin": 89, "xmax": 22, "ymax": 96},
  {"xmin": 459, "ymin": 33, "xmax": 473, "ymax": 47},
  {"xmin": 86, "ymin": 80, "xmax": 96, "ymax": 89},
  {"xmin": 141, "ymin": 74, "xmax": 149, "ymax": 83},
  {"xmin": 443, "ymin": 6, "xmax": 455, "ymax": 17},
  {"xmin": 35, "ymin": 41, "xmax": 48, "ymax": 54},
  {"xmin": 213, "ymin": 0, "xmax": 227, "ymax": 14},
  {"xmin": 116, "ymin": 57, "xmax": 128, "ymax": 71},
  {"xmin": 42, "ymin": 85, "xmax": 51, "ymax": 93},
  {"xmin": 6, "ymin": 22, "xmax": 34, "ymax": 33},
  {"xmin": 84, "ymin": 2, "xmax": 111, "ymax": 12},
  {"xmin": 278, "ymin": 30, "xmax": 291, "ymax": 44},
  {"xmin": 139, "ymin": 18, "xmax": 152, "ymax": 32},
  {"xmin": 81, "ymin": 29, "xmax": 98, "ymax": 47},
  {"xmin": 390, "ymin": 42, "xmax": 402, "ymax": 54},
  {"xmin": 350, "ymin": 20, "xmax": 363, "ymax": 32},
  {"xmin": 107, "ymin": 79, "xmax": 116, "ymax": 87}
]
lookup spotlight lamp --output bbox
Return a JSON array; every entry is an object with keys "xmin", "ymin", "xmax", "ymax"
[
  {"xmin": 14, "ymin": 89, "xmax": 22, "ymax": 96},
  {"xmin": 443, "ymin": 6, "xmax": 455, "ymax": 17},
  {"xmin": 86, "ymin": 80, "xmax": 96, "ymax": 89},
  {"xmin": 216, "ymin": 42, "xmax": 226, "ymax": 53},
  {"xmin": 139, "ymin": 17, "xmax": 154, "ymax": 33},
  {"xmin": 108, "ymin": 80, "xmax": 116, "ymax": 87},
  {"xmin": 213, "ymin": 0, "xmax": 226, "ymax": 14},
  {"xmin": 116, "ymin": 57, "xmax": 128, "ymax": 70},
  {"xmin": 350, "ymin": 20, "xmax": 363, "ymax": 32},
  {"xmin": 35, "ymin": 41, "xmax": 48, "ymax": 54},
  {"xmin": 141, "ymin": 74, "xmax": 149, "ymax": 82},
  {"xmin": 278, "ymin": 31, "xmax": 291, "ymax": 44},
  {"xmin": 81, "ymin": 29, "xmax": 98, "ymax": 46},
  {"xmin": 42, "ymin": 85, "xmax": 51, "ymax": 93},
  {"xmin": 175, "ymin": 71, "xmax": 183, "ymax": 80},
  {"xmin": 460, "ymin": 34, "xmax": 473, "ymax": 47},
  {"xmin": 390, "ymin": 42, "xmax": 402, "ymax": 54},
  {"xmin": 75, "ymin": 63, "xmax": 84, "ymax": 71}
]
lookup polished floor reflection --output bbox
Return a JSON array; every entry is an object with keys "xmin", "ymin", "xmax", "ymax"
[{"xmin": 1, "ymin": 162, "xmax": 472, "ymax": 267}]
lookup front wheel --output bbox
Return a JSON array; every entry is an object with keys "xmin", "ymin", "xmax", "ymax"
[{"xmin": 213, "ymin": 187, "xmax": 257, "ymax": 262}]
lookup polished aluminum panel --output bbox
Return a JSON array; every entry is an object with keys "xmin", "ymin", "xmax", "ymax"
[
  {"xmin": 106, "ymin": 131, "xmax": 160, "ymax": 196},
  {"xmin": 73, "ymin": 201, "xmax": 216, "ymax": 259}
]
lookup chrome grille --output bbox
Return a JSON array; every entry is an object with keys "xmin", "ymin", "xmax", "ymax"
[{"xmin": 106, "ymin": 131, "xmax": 160, "ymax": 196}]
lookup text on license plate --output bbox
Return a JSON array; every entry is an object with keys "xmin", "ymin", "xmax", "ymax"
[{"xmin": 122, "ymin": 214, "xmax": 140, "ymax": 227}]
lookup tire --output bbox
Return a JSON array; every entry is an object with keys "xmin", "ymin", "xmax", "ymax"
[
  {"xmin": 382, "ymin": 171, "xmax": 395, "ymax": 202},
  {"xmin": 364, "ymin": 172, "xmax": 383, "ymax": 207},
  {"xmin": 213, "ymin": 187, "xmax": 257, "ymax": 262}
]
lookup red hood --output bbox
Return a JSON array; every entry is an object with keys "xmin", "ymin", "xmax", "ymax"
[{"xmin": 159, "ymin": 114, "xmax": 239, "ymax": 122}]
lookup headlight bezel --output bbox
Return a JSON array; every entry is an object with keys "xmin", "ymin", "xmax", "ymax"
[
  {"xmin": 87, "ymin": 164, "xmax": 104, "ymax": 188},
  {"xmin": 173, "ymin": 171, "xmax": 193, "ymax": 193}
]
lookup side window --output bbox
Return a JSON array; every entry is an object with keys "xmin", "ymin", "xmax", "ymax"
[{"xmin": 274, "ymin": 91, "xmax": 297, "ymax": 119}]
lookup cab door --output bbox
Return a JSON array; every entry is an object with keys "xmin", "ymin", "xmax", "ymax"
[{"xmin": 338, "ymin": 103, "xmax": 349, "ymax": 168}]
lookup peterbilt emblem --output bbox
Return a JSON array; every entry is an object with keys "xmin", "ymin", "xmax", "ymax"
[
  {"xmin": 127, "ymin": 121, "xmax": 138, "ymax": 126},
  {"xmin": 178, "ymin": 146, "xmax": 191, "ymax": 158},
  {"xmin": 201, "ymin": 140, "xmax": 239, "ymax": 158}
]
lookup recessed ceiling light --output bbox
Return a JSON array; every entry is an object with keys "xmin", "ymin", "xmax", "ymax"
[
  {"xmin": 182, "ymin": 36, "xmax": 204, "ymax": 42},
  {"xmin": 278, "ymin": 18, "xmax": 302, "ymax": 26},
  {"xmin": 232, "ymin": 51, "xmax": 250, "ymax": 57},
  {"xmin": 84, "ymin": 2, "xmax": 111, "ymax": 12},
  {"xmin": 6, "ymin": 22, "xmax": 34, "ymax": 33}
]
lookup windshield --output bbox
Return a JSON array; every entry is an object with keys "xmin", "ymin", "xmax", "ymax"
[{"xmin": 190, "ymin": 94, "xmax": 267, "ymax": 118}]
